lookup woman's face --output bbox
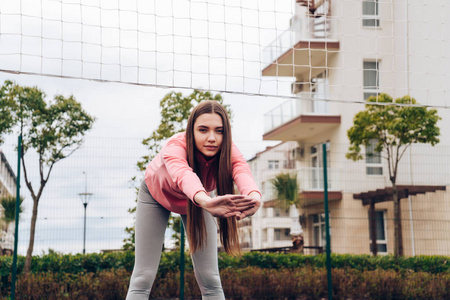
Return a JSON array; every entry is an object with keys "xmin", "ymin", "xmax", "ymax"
[{"xmin": 193, "ymin": 113, "xmax": 224, "ymax": 158}]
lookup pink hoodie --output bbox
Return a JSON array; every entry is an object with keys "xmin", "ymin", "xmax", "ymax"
[{"xmin": 144, "ymin": 132, "xmax": 260, "ymax": 215}]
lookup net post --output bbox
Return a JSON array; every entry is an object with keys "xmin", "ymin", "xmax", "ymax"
[
  {"xmin": 11, "ymin": 134, "xmax": 22, "ymax": 300},
  {"xmin": 322, "ymin": 143, "xmax": 332, "ymax": 300}
]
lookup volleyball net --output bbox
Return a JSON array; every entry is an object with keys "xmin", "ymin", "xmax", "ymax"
[{"xmin": 0, "ymin": 0, "xmax": 448, "ymax": 108}]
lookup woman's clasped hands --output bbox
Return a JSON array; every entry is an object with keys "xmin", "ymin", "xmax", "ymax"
[{"xmin": 194, "ymin": 192, "xmax": 261, "ymax": 220}]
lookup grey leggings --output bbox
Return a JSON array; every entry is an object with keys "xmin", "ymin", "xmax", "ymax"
[{"xmin": 126, "ymin": 181, "xmax": 225, "ymax": 300}]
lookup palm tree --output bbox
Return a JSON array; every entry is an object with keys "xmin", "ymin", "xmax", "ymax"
[
  {"xmin": 271, "ymin": 172, "xmax": 300, "ymax": 208},
  {"xmin": 272, "ymin": 172, "xmax": 303, "ymax": 230},
  {"xmin": 272, "ymin": 173, "xmax": 304, "ymax": 253}
]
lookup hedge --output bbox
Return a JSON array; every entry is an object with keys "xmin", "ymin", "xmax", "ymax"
[
  {"xmin": 2, "ymin": 252, "xmax": 450, "ymax": 298},
  {"xmin": 2, "ymin": 267, "xmax": 450, "ymax": 299},
  {"xmin": 2, "ymin": 251, "xmax": 450, "ymax": 277}
]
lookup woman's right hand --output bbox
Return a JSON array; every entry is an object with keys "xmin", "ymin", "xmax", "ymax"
[{"xmin": 194, "ymin": 192, "xmax": 256, "ymax": 218}]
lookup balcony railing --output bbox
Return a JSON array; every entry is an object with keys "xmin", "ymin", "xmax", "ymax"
[
  {"xmin": 262, "ymin": 167, "xmax": 342, "ymax": 202},
  {"xmin": 264, "ymin": 98, "xmax": 300, "ymax": 133},
  {"xmin": 264, "ymin": 95, "xmax": 329, "ymax": 133},
  {"xmin": 296, "ymin": 167, "xmax": 341, "ymax": 191},
  {"xmin": 262, "ymin": 16, "xmax": 338, "ymax": 65}
]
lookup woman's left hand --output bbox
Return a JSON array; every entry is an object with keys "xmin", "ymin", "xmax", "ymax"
[{"xmin": 236, "ymin": 192, "xmax": 261, "ymax": 220}]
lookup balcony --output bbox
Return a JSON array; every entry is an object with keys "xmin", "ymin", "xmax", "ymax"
[
  {"xmin": 262, "ymin": 167, "xmax": 342, "ymax": 207},
  {"xmin": 263, "ymin": 97, "xmax": 340, "ymax": 142},
  {"xmin": 262, "ymin": 15, "xmax": 339, "ymax": 78}
]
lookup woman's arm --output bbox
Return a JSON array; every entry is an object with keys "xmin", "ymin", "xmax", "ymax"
[{"xmin": 161, "ymin": 137, "xmax": 207, "ymax": 201}]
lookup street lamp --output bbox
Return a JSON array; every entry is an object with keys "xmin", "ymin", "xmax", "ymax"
[{"xmin": 78, "ymin": 171, "xmax": 93, "ymax": 254}]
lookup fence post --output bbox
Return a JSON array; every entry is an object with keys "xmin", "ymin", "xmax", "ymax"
[
  {"xmin": 322, "ymin": 143, "xmax": 332, "ymax": 300},
  {"xmin": 11, "ymin": 135, "xmax": 22, "ymax": 300},
  {"xmin": 180, "ymin": 221, "xmax": 185, "ymax": 300}
]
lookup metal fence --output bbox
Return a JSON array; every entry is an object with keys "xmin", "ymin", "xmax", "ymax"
[{"xmin": 0, "ymin": 96, "xmax": 449, "ymax": 257}]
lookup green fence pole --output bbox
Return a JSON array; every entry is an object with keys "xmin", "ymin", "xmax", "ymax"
[
  {"xmin": 322, "ymin": 143, "xmax": 332, "ymax": 300},
  {"xmin": 11, "ymin": 135, "xmax": 22, "ymax": 300},
  {"xmin": 180, "ymin": 221, "xmax": 185, "ymax": 300}
]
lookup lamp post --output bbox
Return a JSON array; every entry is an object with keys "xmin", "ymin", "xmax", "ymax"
[{"xmin": 78, "ymin": 171, "xmax": 92, "ymax": 255}]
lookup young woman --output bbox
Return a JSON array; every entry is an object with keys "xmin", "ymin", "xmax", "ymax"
[{"xmin": 126, "ymin": 100, "xmax": 261, "ymax": 299}]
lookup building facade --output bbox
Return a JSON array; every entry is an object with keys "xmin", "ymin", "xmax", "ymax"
[
  {"xmin": 0, "ymin": 150, "xmax": 17, "ymax": 253},
  {"xmin": 243, "ymin": 0, "xmax": 450, "ymax": 256}
]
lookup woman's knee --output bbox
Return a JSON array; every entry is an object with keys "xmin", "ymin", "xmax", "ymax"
[
  {"xmin": 194, "ymin": 269, "xmax": 223, "ymax": 293},
  {"xmin": 129, "ymin": 269, "xmax": 157, "ymax": 291}
]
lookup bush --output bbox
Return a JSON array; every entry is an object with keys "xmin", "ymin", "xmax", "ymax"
[
  {"xmin": 2, "ymin": 252, "xmax": 450, "ymax": 299},
  {"xmin": 1, "ymin": 266, "xmax": 450, "ymax": 299},
  {"xmin": 12, "ymin": 269, "xmax": 130, "ymax": 300},
  {"xmin": 3, "ymin": 252, "xmax": 450, "ymax": 277}
]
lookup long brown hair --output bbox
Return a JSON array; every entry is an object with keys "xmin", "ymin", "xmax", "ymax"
[{"xmin": 185, "ymin": 100, "xmax": 240, "ymax": 255}]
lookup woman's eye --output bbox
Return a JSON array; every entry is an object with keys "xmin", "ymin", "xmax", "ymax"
[{"xmin": 217, "ymin": 130, "xmax": 223, "ymax": 134}]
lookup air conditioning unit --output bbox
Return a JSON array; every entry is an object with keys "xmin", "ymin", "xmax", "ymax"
[
  {"xmin": 292, "ymin": 145, "xmax": 305, "ymax": 160},
  {"xmin": 291, "ymin": 81, "xmax": 304, "ymax": 94}
]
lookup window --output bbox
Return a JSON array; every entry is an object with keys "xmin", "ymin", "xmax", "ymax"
[
  {"xmin": 366, "ymin": 139, "xmax": 383, "ymax": 175},
  {"xmin": 263, "ymin": 229, "xmax": 268, "ymax": 242},
  {"xmin": 274, "ymin": 228, "xmax": 291, "ymax": 241},
  {"xmin": 363, "ymin": 61, "xmax": 379, "ymax": 100},
  {"xmin": 311, "ymin": 71, "xmax": 329, "ymax": 113},
  {"xmin": 362, "ymin": 0, "xmax": 379, "ymax": 27},
  {"xmin": 268, "ymin": 160, "xmax": 280, "ymax": 170},
  {"xmin": 310, "ymin": 143, "xmax": 331, "ymax": 189},
  {"xmin": 369, "ymin": 211, "xmax": 387, "ymax": 253},
  {"xmin": 313, "ymin": 213, "xmax": 326, "ymax": 247}
]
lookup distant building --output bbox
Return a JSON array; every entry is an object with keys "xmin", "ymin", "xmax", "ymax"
[
  {"xmin": 242, "ymin": 142, "xmax": 301, "ymax": 251},
  {"xmin": 0, "ymin": 150, "xmax": 17, "ymax": 254}
]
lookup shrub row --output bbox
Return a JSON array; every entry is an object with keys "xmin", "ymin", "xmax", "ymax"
[
  {"xmin": 2, "ymin": 266, "xmax": 450, "ymax": 300},
  {"xmin": 2, "ymin": 251, "xmax": 450, "ymax": 277},
  {"xmin": 219, "ymin": 252, "xmax": 450, "ymax": 274}
]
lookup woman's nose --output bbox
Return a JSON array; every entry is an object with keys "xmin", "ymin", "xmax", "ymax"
[{"xmin": 207, "ymin": 131, "xmax": 216, "ymax": 141}]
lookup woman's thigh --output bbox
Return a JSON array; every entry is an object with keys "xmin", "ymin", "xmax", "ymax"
[{"xmin": 134, "ymin": 181, "xmax": 170, "ymax": 268}]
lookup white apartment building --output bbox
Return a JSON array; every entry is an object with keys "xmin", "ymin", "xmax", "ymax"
[
  {"xmin": 0, "ymin": 150, "xmax": 17, "ymax": 253},
  {"xmin": 244, "ymin": 142, "xmax": 301, "ymax": 251},
  {"xmin": 244, "ymin": 0, "xmax": 450, "ymax": 256}
]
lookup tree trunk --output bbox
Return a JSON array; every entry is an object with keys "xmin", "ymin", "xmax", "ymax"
[
  {"xmin": 24, "ymin": 198, "xmax": 39, "ymax": 273},
  {"xmin": 392, "ymin": 184, "xmax": 404, "ymax": 256}
]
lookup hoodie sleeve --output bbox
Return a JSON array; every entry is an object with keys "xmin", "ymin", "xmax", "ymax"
[{"xmin": 161, "ymin": 136, "xmax": 206, "ymax": 201}]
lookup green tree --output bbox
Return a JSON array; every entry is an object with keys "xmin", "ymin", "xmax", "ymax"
[
  {"xmin": 346, "ymin": 93, "xmax": 440, "ymax": 256},
  {"xmin": 123, "ymin": 90, "xmax": 230, "ymax": 250},
  {"xmin": 0, "ymin": 80, "xmax": 95, "ymax": 271}
]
